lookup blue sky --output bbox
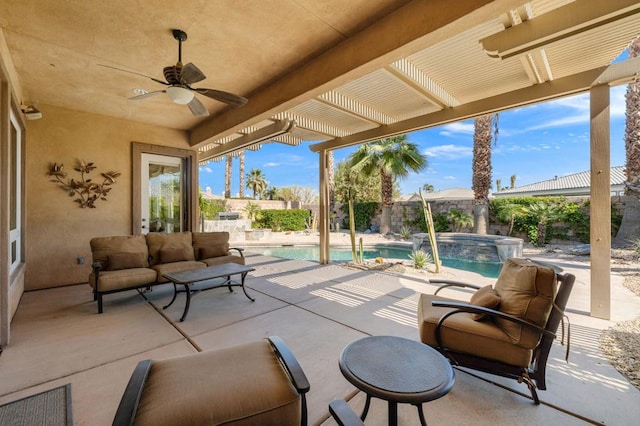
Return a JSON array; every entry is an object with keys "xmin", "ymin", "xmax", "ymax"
[{"xmin": 199, "ymin": 85, "xmax": 627, "ymax": 197}]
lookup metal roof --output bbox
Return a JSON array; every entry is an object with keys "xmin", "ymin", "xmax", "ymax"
[{"xmin": 493, "ymin": 166, "xmax": 626, "ymax": 197}]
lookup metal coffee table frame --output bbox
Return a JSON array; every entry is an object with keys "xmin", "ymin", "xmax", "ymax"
[
  {"xmin": 339, "ymin": 335, "xmax": 454, "ymax": 426},
  {"xmin": 162, "ymin": 263, "xmax": 256, "ymax": 321}
]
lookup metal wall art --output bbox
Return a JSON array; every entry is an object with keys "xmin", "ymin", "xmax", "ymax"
[{"xmin": 48, "ymin": 161, "xmax": 121, "ymax": 208}]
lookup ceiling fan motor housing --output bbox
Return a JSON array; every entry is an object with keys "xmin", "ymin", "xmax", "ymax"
[{"xmin": 163, "ymin": 65, "xmax": 182, "ymax": 85}]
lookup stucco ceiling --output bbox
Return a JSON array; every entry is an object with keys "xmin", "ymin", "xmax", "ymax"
[{"xmin": 2, "ymin": 0, "xmax": 640, "ymax": 161}]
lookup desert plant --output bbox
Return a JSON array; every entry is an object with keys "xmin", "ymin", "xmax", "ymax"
[
  {"xmin": 243, "ymin": 202, "xmax": 262, "ymax": 224},
  {"xmin": 409, "ymin": 250, "xmax": 433, "ymax": 270},
  {"xmin": 399, "ymin": 225, "xmax": 412, "ymax": 240},
  {"xmin": 448, "ymin": 208, "xmax": 473, "ymax": 232}
]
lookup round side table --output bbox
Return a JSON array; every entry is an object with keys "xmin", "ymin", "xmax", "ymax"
[{"xmin": 339, "ymin": 335, "xmax": 454, "ymax": 426}]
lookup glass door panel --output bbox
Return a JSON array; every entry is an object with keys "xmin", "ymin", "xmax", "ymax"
[{"xmin": 141, "ymin": 153, "xmax": 183, "ymax": 234}]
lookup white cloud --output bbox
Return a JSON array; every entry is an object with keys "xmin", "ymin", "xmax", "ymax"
[
  {"xmin": 610, "ymin": 85, "xmax": 626, "ymax": 118},
  {"xmin": 424, "ymin": 144, "xmax": 473, "ymax": 160},
  {"xmin": 521, "ymin": 86, "xmax": 626, "ymax": 131},
  {"xmin": 444, "ymin": 176, "xmax": 456, "ymax": 180},
  {"xmin": 263, "ymin": 154, "xmax": 306, "ymax": 168},
  {"xmin": 199, "ymin": 166, "xmax": 214, "ymax": 173},
  {"xmin": 439, "ymin": 122, "xmax": 474, "ymax": 136}
]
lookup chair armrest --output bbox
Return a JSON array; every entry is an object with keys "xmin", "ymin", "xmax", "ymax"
[
  {"xmin": 267, "ymin": 336, "xmax": 310, "ymax": 394},
  {"xmin": 112, "ymin": 359, "xmax": 152, "ymax": 426},
  {"xmin": 432, "ymin": 301, "xmax": 554, "ymax": 338},
  {"xmin": 92, "ymin": 261, "xmax": 102, "ymax": 272},
  {"xmin": 430, "ymin": 279, "xmax": 481, "ymax": 295},
  {"xmin": 229, "ymin": 247, "xmax": 245, "ymax": 258},
  {"xmin": 329, "ymin": 400, "xmax": 364, "ymax": 426}
]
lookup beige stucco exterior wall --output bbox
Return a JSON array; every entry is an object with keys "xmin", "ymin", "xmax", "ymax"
[{"xmin": 24, "ymin": 104, "xmax": 189, "ymax": 290}]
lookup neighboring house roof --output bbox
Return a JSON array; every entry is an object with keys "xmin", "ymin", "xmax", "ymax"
[
  {"xmin": 493, "ymin": 166, "xmax": 626, "ymax": 197},
  {"xmin": 401, "ymin": 188, "xmax": 475, "ymax": 201}
]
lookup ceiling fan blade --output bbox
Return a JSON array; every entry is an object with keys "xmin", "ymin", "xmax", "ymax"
[
  {"xmin": 98, "ymin": 63, "xmax": 169, "ymax": 86},
  {"xmin": 194, "ymin": 88, "xmax": 248, "ymax": 108},
  {"xmin": 128, "ymin": 90, "xmax": 165, "ymax": 101},
  {"xmin": 187, "ymin": 96, "xmax": 209, "ymax": 117},
  {"xmin": 180, "ymin": 63, "xmax": 206, "ymax": 85}
]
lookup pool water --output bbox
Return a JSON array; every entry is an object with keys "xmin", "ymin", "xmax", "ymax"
[{"xmin": 245, "ymin": 245, "xmax": 502, "ymax": 278}]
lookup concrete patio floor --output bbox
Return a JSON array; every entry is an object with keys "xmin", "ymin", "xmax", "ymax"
[{"xmin": 0, "ymin": 252, "xmax": 639, "ymax": 425}]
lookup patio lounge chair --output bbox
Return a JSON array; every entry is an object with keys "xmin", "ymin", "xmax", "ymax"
[
  {"xmin": 112, "ymin": 336, "xmax": 310, "ymax": 426},
  {"xmin": 417, "ymin": 258, "xmax": 575, "ymax": 404}
]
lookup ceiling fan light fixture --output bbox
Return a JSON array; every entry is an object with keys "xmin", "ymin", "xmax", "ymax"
[{"xmin": 166, "ymin": 86, "xmax": 194, "ymax": 104}]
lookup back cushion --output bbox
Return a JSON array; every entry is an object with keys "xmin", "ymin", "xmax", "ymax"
[
  {"xmin": 145, "ymin": 232, "xmax": 194, "ymax": 265},
  {"xmin": 90, "ymin": 235, "xmax": 149, "ymax": 269},
  {"xmin": 192, "ymin": 232, "xmax": 230, "ymax": 260},
  {"xmin": 493, "ymin": 258, "xmax": 557, "ymax": 347}
]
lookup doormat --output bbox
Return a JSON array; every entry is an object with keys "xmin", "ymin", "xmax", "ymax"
[{"xmin": 0, "ymin": 383, "xmax": 72, "ymax": 425}]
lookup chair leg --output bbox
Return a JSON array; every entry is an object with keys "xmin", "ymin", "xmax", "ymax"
[
  {"xmin": 519, "ymin": 372, "xmax": 540, "ymax": 405},
  {"xmin": 98, "ymin": 294, "xmax": 104, "ymax": 314}
]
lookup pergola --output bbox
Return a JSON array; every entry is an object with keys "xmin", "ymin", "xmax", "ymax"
[
  {"xmin": 193, "ymin": 0, "xmax": 640, "ymax": 320},
  {"xmin": 3, "ymin": 0, "xmax": 640, "ymax": 324}
]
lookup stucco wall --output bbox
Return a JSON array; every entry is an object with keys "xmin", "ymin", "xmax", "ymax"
[{"xmin": 25, "ymin": 104, "xmax": 189, "ymax": 290}]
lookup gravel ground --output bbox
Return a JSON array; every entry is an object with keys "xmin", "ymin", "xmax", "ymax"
[{"xmin": 600, "ymin": 249, "xmax": 640, "ymax": 390}]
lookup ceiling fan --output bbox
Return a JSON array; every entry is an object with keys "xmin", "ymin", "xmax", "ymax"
[{"xmin": 101, "ymin": 29, "xmax": 248, "ymax": 117}]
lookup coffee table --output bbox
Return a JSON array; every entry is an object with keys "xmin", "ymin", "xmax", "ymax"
[
  {"xmin": 339, "ymin": 335, "xmax": 454, "ymax": 426},
  {"xmin": 162, "ymin": 263, "xmax": 256, "ymax": 321}
]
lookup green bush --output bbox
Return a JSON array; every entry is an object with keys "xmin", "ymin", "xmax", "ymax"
[
  {"xmin": 253, "ymin": 209, "xmax": 310, "ymax": 231},
  {"xmin": 340, "ymin": 202, "xmax": 380, "ymax": 231},
  {"xmin": 199, "ymin": 196, "xmax": 227, "ymax": 220},
  {"xmin": 489, "ymin": 196, "xmax": 623, "ymax": 244},
  {"xmin": 408, "ymin": 207, "xmax": 464, "ymax": 233}
]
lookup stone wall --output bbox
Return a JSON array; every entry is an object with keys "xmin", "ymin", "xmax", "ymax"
[{"xmin": 223, "ymin": 199, "xmax": 303, "ymax": 217}]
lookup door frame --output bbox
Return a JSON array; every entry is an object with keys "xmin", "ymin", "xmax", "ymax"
[{"xmin": 132, "ymin": 142, "xmax": 198, "ymax": 235}]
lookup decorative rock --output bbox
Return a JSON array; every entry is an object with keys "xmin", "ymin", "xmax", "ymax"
[{"xmin": 569, "ymin": 244, "xmax": 591, "ymax": 255}]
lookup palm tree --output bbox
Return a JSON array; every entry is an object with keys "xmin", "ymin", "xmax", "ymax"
[
  {"xmin": 239, "ymin": 151, "xmax": 245, "ymax": 198},
  {"xmin": 494, "ymin": 202, "xmax": 526, "ymax": 236},
  {"xmin": 422, "ymin": 183, "xmax": 435, "ymax": 193},
  {"xmin": 614, "ymin": 35, "xmax": 640, "ymax": 247},
  {"xmin": 265, "ymin": 186, "xmax": 279, "ymax": 200},
  {"xmin": 522, "ymin": 201, "xmax": 562, "ymax": 246},
  {"xmin": 224, "ymin": 155, "xmax": 232, "ymax": 198},
  {"xmin": 246, "ymin": 168, "xmax": 267, "ymax": 199},
  {"xmin": 348, "ymin": 135, "xmax": 427, "ymax": 234},
  {"xmin": 472, "ymin": 114, "xmax": 498, "ymax": 234},
  {"xmin": 448, "ymin": 208, "xmax": 473, "ymax": 232}
]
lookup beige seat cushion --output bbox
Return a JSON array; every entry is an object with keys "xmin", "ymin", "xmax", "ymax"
[
  {"xmin": 418, "ymin": 293, "xmax": 534, "ymax": 367},
  {"xmin": 494, "ymin": 258, "xmax": 557, "ymax": 347},
  {"xmin": 151, "ymin": 261, "xmax": 206, "ymax": 283},
  {"xmin": 145, "ymin": 232, "xmax": 195, "ymax": 266},
  {"xmin": 89, "ymin": 268, "xmax": 157, "ymax": 292},
  {"xmin": 201, "ymin": 255, "xmax": 245, "ymax": 267},
  {"xmin": 134, "ymin": 340, "xmax": 301, "ymax": 425}
]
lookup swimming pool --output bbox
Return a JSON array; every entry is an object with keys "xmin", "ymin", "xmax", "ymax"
[{"xmin": 245, "ymin": 245, "xmax": 502, "ymax": 278}]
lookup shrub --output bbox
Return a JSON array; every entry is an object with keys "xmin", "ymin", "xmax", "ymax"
[
  {"xmin": 408, "ymin": 207, "xmax": 450, "ymax": 232},
  {"xmin": 340, "ymin": 202, "xmax": 380, "ymax": 231},
  {"xmin": 253, "ymin": 209, "xmax": 310, "ymax": 231},
  {"xmin": 199, "ymin": 198, "xmax": 227, "ymax": 220}
]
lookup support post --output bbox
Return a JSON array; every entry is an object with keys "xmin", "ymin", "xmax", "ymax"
[
  {"xmin": 590, "ymin": 84, "xmax": 611, "ymax": 320},
  {"xmin": 319, "ymin": 149, "xmax": 330, "ymax": 264}
]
